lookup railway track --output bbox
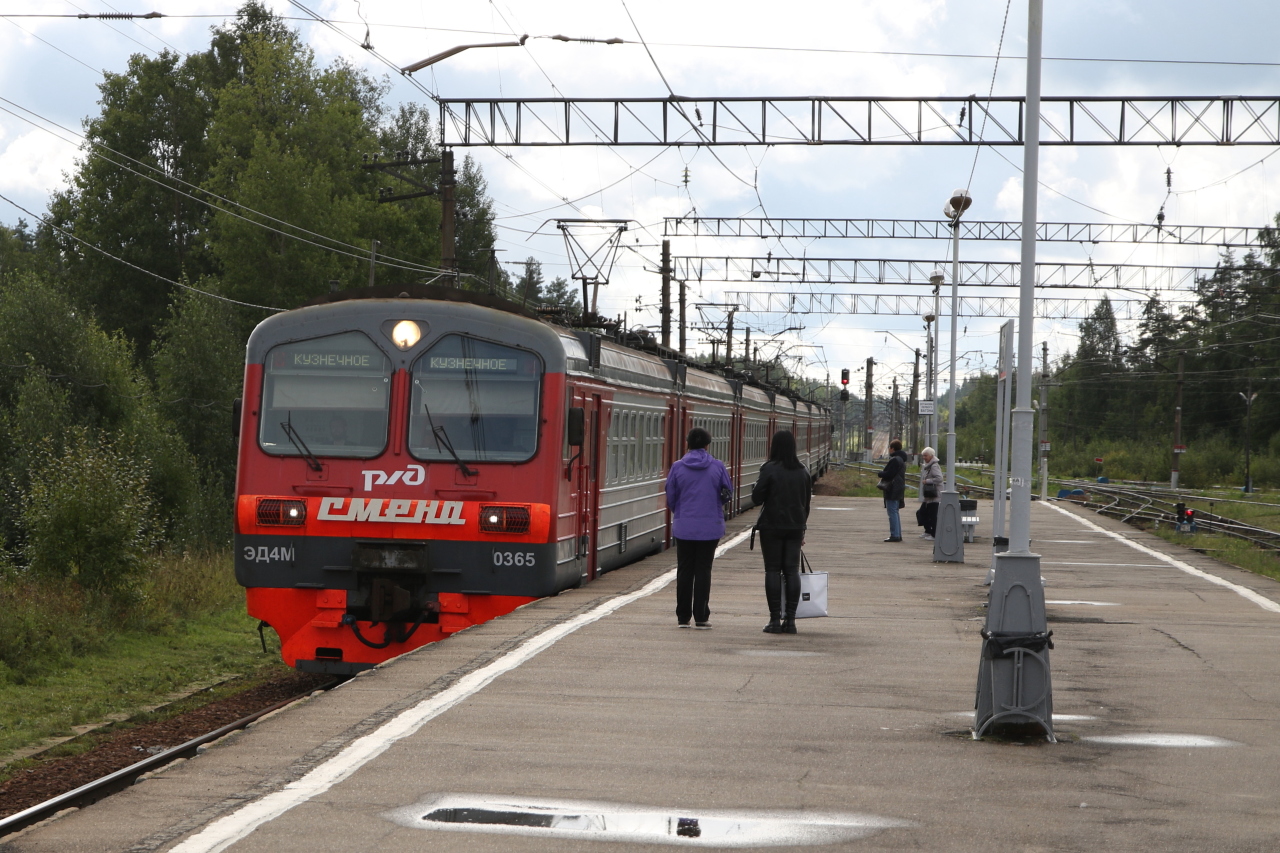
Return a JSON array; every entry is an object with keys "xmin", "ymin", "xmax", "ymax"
[
  {"xmin": 1058, "ymin": 480, "xmax": 1280, "ymax": 551},
  {"xmin": 0, "ymin": 676, "xmax": 341, "ymax": 839},
  {"xmin": 837, "ymin": 460, "xmax": 1280, "ymax": 551}
]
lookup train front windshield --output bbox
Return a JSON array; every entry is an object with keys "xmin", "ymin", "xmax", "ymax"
[
  {"xmin": 259, "ymin": 331, "xmax": 391, "ymax": 458},
  {"xmin": 409, "ymin": 335, "xmax": 542, "ymax": 463}
]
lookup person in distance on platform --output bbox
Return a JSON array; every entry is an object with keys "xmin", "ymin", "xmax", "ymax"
[
  {"xmin": 752, "ymin": 429, "xmax": 812, "ymax": 635},
  {"xmin": 665, "ymin": 427, "xmax": 732, "ymax": 629},
  {"xmin": 918, "ymin": 446, "xmax": 943, "ymax": 541},
  {"xmin": 878, "ymin": 438, "xmax": 908, "ymax": 542}
]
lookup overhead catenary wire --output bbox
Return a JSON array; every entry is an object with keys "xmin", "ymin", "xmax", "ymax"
[
  {"xmin": 0, "ymin": 96, "xmax": 452, "ymax": 277},
  {"xmin": 0, "ymin": 190, "xmax": 284, "ymax": 313}
]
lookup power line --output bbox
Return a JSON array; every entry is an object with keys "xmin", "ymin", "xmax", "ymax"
[{"xmin": 0, "ymin": 191, "xmax": 283, "ymax": 313}]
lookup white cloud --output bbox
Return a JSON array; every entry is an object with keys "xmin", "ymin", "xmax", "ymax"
[{"xmin": 0, "ymin": 128, "xmax": 75, "ymax": 199}]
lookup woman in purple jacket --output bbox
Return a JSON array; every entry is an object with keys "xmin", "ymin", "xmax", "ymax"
[{"xmin": 664, "ymin": 427, "xmax": 733, "ymax": 629}]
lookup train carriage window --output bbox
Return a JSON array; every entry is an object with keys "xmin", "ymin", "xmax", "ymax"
[
  {"xmin": 408, "ymin": 335, "xmax": 542, "ymax": 463},
  {"xmin": 606, "ymin": 409, "xmax": 618, "ymax": 483},
  {"xmin": 259, "ymin": 331, "xmax": 390, "ymax": 458}
]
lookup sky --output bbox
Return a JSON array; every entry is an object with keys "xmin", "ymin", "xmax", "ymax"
[{"xmin": 2, "ymin": 1, "xmax": 1280, "ymax": 400}]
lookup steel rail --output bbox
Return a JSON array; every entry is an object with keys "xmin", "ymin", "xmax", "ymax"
[{"xmin": 0, "ymin": 679, "xmax": 341, "ymax": 839}]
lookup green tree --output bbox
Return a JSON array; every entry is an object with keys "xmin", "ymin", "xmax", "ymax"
[
  {"xmin": 0, "ymin": 220, "xmax": 37, "ymax": 281},
  {"xmin": 515, "ymin": 257, "xmax": 544, "ymax": 306},
  {"xmin": 152, "ymin": 285, "xmax": 250, "ymax": 487},
  {"xmin": 542, "ymin": 274, "xmax": 583, "ymax": 316}
]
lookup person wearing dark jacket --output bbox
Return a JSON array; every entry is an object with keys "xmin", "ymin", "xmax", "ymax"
[
  {"xmin": 878, "ymin": 438, "xmax": 908, "ymax": 542},
  {"xmin": 665, "ymin": 427, "xmax": 733, "ymax": 628},
  {"xmin": 751, "ymin": 429, "xmax": 812, "ymax": 635}
]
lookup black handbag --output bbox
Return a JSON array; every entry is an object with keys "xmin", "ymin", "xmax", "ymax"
[
  {"xmin": 923, "ymin": 482, "xmax": 938, "ymax": 499},
  {"xmin": 876, "ymin": 478, "xmax": 888, "ymax": 491}
]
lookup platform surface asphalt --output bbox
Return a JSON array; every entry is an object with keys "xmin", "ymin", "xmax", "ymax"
[{"xmin": 5, "ymin": 497, "xmax": 1280, "ymax": 853}]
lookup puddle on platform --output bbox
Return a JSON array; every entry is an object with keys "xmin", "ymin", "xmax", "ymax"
[
  {"xmin": 1083, "ymin": 734, "xmax": 1237, "ymax": 748},
  {"xmin": 733, "ymin": 650, "xmax": 826, "ymax": 657},
  {"xmin": 387, "ymin": 794, "xmax": 910, "ymax": 846},
  {"xmin": 1046, "ymin": 600, "xmax": 1121, "ymax": 607}
]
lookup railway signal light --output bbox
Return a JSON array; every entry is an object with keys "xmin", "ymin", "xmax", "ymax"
[
  {"xmin": 1173, "ymin": 502, "xmax": 1196, "ymax": 533},
  {"xmin": 839, "ymin": 388, "xmax": 849, "ymax": 402},
  {"xmin": 841, "ymin": 368, "xmax": 849, "ymax": 385}
]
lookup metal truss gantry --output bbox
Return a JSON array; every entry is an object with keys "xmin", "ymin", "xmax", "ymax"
[
  {"xmin": 673, "ymin": 256, "xmax": 1217, "ymax": 291},
  {"xmin": 664, "ymin": 217, "xmax": 1266, "ymax": 247},
  {"xmin": 723, "ymin": 291, "xmax": 1193, "ymax": 320},
  {"xmin": 439, "ymin": 95, "xmax": 1280, "ymax": 147}
]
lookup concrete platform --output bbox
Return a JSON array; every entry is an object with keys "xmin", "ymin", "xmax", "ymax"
[{"xmin": 5, "ymin": 497, "xmax": 1280, "ymax": 852}]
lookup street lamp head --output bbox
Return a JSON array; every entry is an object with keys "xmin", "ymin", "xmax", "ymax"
[
  {"xmin": 929, "ymin": 269, "xmax": 945, "ymax": 287},
  {"xmin": 923, "ymin": 313, "xmax": 936, "ymax": 324},
  {"xmin": 944, "ymin": 188, "xmax": 973, "ymax": 222}
]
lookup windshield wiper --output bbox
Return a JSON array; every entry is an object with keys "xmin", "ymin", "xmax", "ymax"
[
  {"xmin": 432, "ymin": 424, "xmax": 477, "ymax": 479},
  {"xmin": 280, "ymin": 412, "xmax": 323, "ymax": 472}
]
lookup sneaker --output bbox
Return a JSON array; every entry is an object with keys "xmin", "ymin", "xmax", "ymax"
[
  {"xmin": 694, "ymin": 622, "xmax": 711, "ymax": 630},
  {"xmin": 918, "ymin": 532, "xmax": 930, "ymax": 539},
  {"xmin": 922, "ymin": 534, "xmax": 935, "ymax": 541},
  {"xmin": 678, "ymin": 622, "xmax": 690, "ymax": 628},
  {"xmin": 884, "ymin": 537, "xmax": 902, "ymax": 542}
]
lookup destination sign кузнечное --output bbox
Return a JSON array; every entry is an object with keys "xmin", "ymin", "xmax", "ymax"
[{"xmin": 427, "ymin": 356, "xmax": 518, "ymax": 372}]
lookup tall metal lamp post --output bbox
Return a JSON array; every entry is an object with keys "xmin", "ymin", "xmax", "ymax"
[
  {"xmin": 923, "ymin": 307, "xmax": 938, "ymax": 452},
  {"xmin": 932, "ymin": 191, "xmax": 971, "ymax": 564},
  {"xmin": 976, "ymin": 0, "xmax": 1054, "ymax": 743}
]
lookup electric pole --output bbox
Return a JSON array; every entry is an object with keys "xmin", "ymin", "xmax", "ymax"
[
  {"xmin": 891, "ymin": 377, "xmax": 900, "ymax": 442},
  {"xmin": 441, "ymin": 148, "xmax": 456, "ymax": 280},
  {"xmin": 910, "ymin": 349, "xmax": 921, "ymax": 456},
  {"xmin": 725, "ymin": 308, "xmax": 736, "ymax": 367},
  {"xmin": 1038, "ymin": 341, "xmax": 1049, "ymax": 500},
  {"xmin": 1171, "ymin": 350, "xmax": 1185, "ymax": 489},
  {"xmin": 678, "ymin": 280, "xmax": 687, "ymax": 354},
  {"xmin": 864, "ymin": 357, "xmax": 875, "ymax": 462},
  {"xmin": 1242, "ymin": 372, "xmax": 1257, "ymax": 494},
  {"xmin": 660, "ymin": 239, "xmax": 672, "ymax": 348}
]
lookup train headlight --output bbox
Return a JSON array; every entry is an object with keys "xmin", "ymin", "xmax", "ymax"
[
  {"xmin": 391, "ymin": 320, "xmax": 421, "ymax": 350},
  {"xmin": 257, "ymin": 498, "xmax": 307, "ymax": 526},
  {"xmin": 480, "ymin": 505, "xmax": 531, "ymax": 534}
]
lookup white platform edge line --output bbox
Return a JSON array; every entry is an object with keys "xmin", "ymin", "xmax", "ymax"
[
  {"xmin": 1044, "ymin": 502, "xmax": 1280, "ymax": 615},
  {"xmin": 170, "ymin": 527, "xmax": 754, "ymax": 853}
]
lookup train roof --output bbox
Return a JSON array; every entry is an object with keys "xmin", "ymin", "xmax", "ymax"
[{"xmin": 285, "ymin": 284, "xmax": 829, "ymax": 412}]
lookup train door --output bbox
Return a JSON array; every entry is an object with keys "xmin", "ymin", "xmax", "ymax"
[
  {"xmin": 568, "ymin": 390, "xmax": 602, "ymax": 582},
  {"xmin": 583, "ymin": 394, "xmax": 607, "ymax": 580}
]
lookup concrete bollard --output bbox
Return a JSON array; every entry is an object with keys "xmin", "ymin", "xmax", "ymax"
[
  {"xmin": 975, "ymin": 551, "xmax": 1054, "ymax": 741},
  {"xmin": 932, "ymin": 491, "xmax": 965, "ymax": 563}
]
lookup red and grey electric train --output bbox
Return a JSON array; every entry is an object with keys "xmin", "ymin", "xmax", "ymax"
[{"xmin": 235, "ymin": 286, "xmax": 831, "ymax": 674}]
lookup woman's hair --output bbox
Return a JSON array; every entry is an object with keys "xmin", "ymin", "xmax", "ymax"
[
  {"xmin": 686, "ymin": 427, "xmax": 712, "ymax": 450},
  {"xmin": 921, "ymin": 446, "xmax": 936, "ymax": 459},
  {"xmin": 768, "ymin": 429, "xmax": 802, "ymax": 470},
  {"xmin": 889, "ymin": 439, "xmax": 902, "ymax": 451}
]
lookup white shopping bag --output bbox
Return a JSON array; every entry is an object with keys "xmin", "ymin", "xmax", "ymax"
[{"xmin": 796, "ymin": 551, "xmax": 828, "ymax": 618}]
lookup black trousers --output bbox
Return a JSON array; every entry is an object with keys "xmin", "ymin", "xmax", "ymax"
[
  {"xmin": 759, "ymin": 529, "xmax": 803, "ymax": 620},
  {"xmin": 921, "ymin": 501, "xmax": 940, "ymax": 536},
  {"xmin": 675, "ymin": 538, "xmax": 718, "ymax": 624}
]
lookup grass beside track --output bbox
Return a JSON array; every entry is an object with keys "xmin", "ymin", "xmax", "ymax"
[{"xmin": 0, "ymin": 550, "xmax": 287, "ymax": 771}]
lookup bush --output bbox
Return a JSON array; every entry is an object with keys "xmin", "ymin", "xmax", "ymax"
[
  {"xmin": 23, "ymin": 429, "xmax": 156, "ymax": 600},
  {"xmin": 0, "ymin": 573, "xmax": 109, "ymax": 684}
]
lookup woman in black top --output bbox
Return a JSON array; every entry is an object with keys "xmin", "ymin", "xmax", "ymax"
[
  {"xmin": 751, "ymin": 430, "xmax": 812, "ymax": 634},
  {"xmin": 878, "ymin": 438, "xmax": 907, "ymax": 542}
]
